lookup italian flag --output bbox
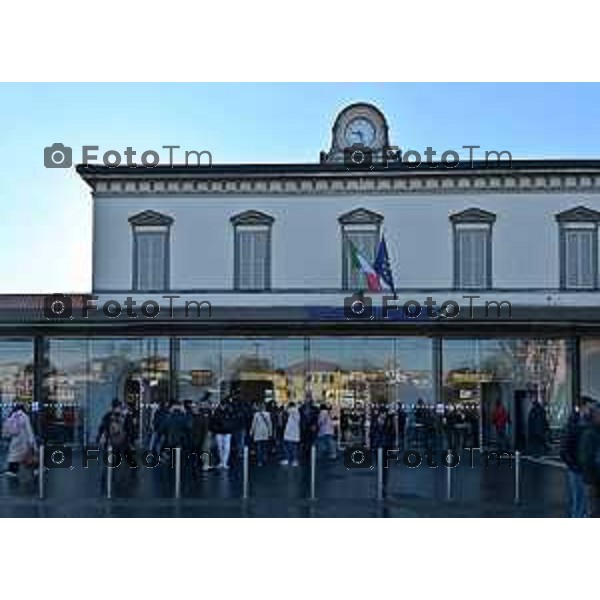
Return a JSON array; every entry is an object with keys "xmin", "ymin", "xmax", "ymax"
[{"xmin": 349, "ymin": 242, "xmax": 381, "ymax": 291}]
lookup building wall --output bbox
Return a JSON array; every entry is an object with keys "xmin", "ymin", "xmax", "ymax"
[{"xmin": 92, "ymin": 191, "xmax": 600, "ymax": 292}]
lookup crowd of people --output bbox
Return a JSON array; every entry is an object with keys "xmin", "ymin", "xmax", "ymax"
[
  {"xmin": 90, "ymin": 394, "xmax": 491, "ymax": 470},
  {"xmin": 1, "ymin": 392, "xmax": 600, "ymax": 517},
  {"xmin": 560, "ymin": 396, "xmax": 600, "ymax": 518}
]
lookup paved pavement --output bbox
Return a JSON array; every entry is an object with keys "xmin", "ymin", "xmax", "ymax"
[{"xmin": 0, "ymin": 447, "xmax": 569, "ymax": 517}]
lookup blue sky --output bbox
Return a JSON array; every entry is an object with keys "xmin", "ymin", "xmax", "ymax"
[{"xmin": 1, "ymin": 82, "xmax": 600, "ymax": 293}]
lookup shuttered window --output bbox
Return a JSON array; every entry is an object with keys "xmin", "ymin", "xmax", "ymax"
[
  {"xmin": 135, "ymin": 230, "xmax": 168, "ymax": 291},
  {"xmin": 235, "ymin": 225, "xmax": 271, "ymax": 290},
  {"xmin": 455, "ymin": 226, "xmax": 490, "ymax": 289},
  {"xmin": 563, "ymin": 227, "xmax": 597, "ymax": 289}
]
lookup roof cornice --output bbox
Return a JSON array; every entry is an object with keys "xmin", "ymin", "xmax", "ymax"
[{"xmin": 76, "ymin": 161, "xmax": 600, "ymax": 196}]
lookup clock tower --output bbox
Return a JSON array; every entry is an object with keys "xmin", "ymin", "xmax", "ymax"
[{"xmin": 320, "ymin": 102, "xmax": 391, "ymax": 164}]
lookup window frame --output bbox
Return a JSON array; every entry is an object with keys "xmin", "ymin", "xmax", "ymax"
[
  {"xmin": 556, "ymin": 206, "xmax": 600, "ymax": 291},
  {"xmin": 450, "ymin": 208, "xmax": 496, "ymax": 290},
  {"xmin": 338, "ymin": 208, "xmax": 383, "ymax": 291},
  {"xmin": 129, "ymin": 211, "xmax": 173, "ymax": 292},
  {"xmin": 231, "ymin": 210, "xmax": 274, "ymax": 291},
  {"xmin": 558, "ymin": 222, "xmax": 599, "ymax": 291}
]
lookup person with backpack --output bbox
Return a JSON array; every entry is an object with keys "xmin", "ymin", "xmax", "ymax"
[
  {"xmin": 578, "ymin": 401, "xmax": 600, "ymax": 518},
  {"xmin": 250, "ymin": 403, "xmax": 272, "ymax": 466},
  {"xmin": 97, "ymin": 399, "xmax": 133, "ymax": 453},
  {"xmin": 561, "ymin": 396, "xmax": 592, "ymax": 517},
  {"xmin": 1, "ymin": 404, "xmax": 37, "ymax": 478}
]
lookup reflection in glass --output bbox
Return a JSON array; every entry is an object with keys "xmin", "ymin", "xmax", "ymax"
[
  {"xmin": 46, "ymin": 338, "xmax": 169, "ymax": 445},
  {"xmin": 442, "ymin": 338, "xmax": 570, "ymax": 449},
  {"xmin": 0, "ymin": 338, "xmax": 34, "ymax": 422},
  {"xmin": 221, "ymin": 338, "xmax": 305, "ymax": 404}
]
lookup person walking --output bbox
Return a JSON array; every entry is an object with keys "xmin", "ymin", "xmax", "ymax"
[
  {"xmin": 578, "ymin": 401, "xmax": 600, "ymax": 518},
  {"xmin": 149, "ymin": 401, "xmax": 169, "ymax": 455},
  {"xmin": 2, "ymin": 404, "xmax": 37, "ymax": 478},
  {"xmin": 281, "ymin": 402, "xmax": 301, "ymax": 466},
  {"xmin": 299, "ymin": 392, "xmax": 319, "ymax": 461},
  {"xmin": 528, "ymin": 398, "xmax": 547, "ymax": 457},
  {"xmin": 97, "ymin": 399, "xmax": 134, "ymax": 454},
  {"xmin": 317, "ymin": 404, "xmax": 336, "ymax": 461},
  {"xmin": 162, "ymin": 400, "xmax": 192, "ymax": 456},
  {"xmin": 196, "ymin": 392, "xmax": 214, "ymax": 470},
  {"xmin": 491, "ymin": 399, "xmax": 510, "ymax": 452},
  {"xmin": 210, "ymin": 397, "xmax": 237, "ymax": 469},
  {"xmin": 250, "ymin": 403, "xmax": 272, "ymax": 466},
  {"xmin": 561, "ymin": 396, "xmax": 592, "ymax": 517}
]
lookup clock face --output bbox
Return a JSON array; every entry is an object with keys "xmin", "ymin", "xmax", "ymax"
[{"xmin": 344, "ymin": 117, "xmax": 376, "ymax": 147}]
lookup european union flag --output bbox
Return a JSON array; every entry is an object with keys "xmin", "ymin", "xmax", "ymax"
[{"xmin": 373, "ymin": 235, "xmax": 396, "ymax": 297}]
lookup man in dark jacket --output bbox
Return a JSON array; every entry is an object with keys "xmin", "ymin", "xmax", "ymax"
[
  {"xmin": 578, "ymin": 401, "xmax": 600, "ymax": 518},
  {"xmin": 210, "ymin": 397, "xmax": 237, "ymax": 469},
  {"xmin": 527, "ymin": 399, "xmax": 547, "ymax": 457},
  {"xmin": 149, "ymin": 401, "xmax": 169, "ymax": 454},
  {"xmin": 159, "ymin": 401, "xmax": 193, "ymax": 466},
  {"xmin": 97, "ymin": 399, "xmax": 134, "ymax": 451},
  {"xmin": 561, "ymin": 396, "xmax": 592, "ymax": 517},
  {"xmin": 299, "ymin": 393, "xmax": 319, "ymax": 461}
]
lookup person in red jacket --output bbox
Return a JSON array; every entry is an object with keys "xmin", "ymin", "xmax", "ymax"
[{"xmin": 491, "ymin": 399, "xmax": 510, "ymax": 451}]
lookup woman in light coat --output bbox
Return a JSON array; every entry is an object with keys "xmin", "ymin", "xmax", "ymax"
[
  {"xmin": 250, "ymin": 403, "xmax": 272, "ymax": 466},
  {"xmin": 282, "ymin": 403, "xmax": 301, "ymax": 466},
  {"xmin": 2, "ymin": 405, "xmax": 37, "ymax": 477}
]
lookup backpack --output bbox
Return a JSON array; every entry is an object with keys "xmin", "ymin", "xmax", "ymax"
[{"xmin": 108, "ymin": 413, "xmax": 127, "ymax": 448}]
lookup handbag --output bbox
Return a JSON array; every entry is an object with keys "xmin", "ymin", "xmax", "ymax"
[{"xmin": 23, "ymin": 445, "xmax": 39, "ymax": 468}]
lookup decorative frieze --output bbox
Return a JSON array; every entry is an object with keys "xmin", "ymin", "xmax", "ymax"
[{"xmin": 89, "ymin": 171, "xmax": 600, "ymax": 197}]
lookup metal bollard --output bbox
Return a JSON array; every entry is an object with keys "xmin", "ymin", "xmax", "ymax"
[
  {"xmin": 106, "ymin": 445, "xmax": 113, "ymax": 500},
  {"xmin": 446, "ymin": 450, "xmax": 453, "ymax": 501},
  {"xmin": 38, "ymin": 444, "xmax": 45, "ymax": 500},
  {"xmin": 514, "ymin": 450, "xmax": 521, "ymax": 504},
  {"xmin": 310, "ymin": 444, "xmax": 316, "ymax": 500},
  {"xmin": 242, "ymin": 446, "xmax": 249, "ymax": 500},
  {"xmin": 377, "ymin": 447, "xmax": 383, "ymax": 501},
  {"xmin": 174, "ymin": 447, "xmax": 182, "ymax": 499}
]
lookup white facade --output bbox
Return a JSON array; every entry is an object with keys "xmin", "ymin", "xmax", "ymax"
[
  {"xmin": 79, "ymin": 102, "xmax": 600, "ymax": 314},
  {"xmin": 91, "ymin": 190, "xmax": 600, "ymax": 293}
]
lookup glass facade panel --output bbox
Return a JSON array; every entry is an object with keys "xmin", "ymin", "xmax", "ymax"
[
  {"xmin": 305, "ymin": 338, "xmax": 433, "ymax": 406},
  {"xmin": 0, "ymin": 339, "xmax": 34, "ymax": 420},
  {"xmin": 581, "ymin": 337, "xmax": 600, "ymax": 400},
  {"xmin": 0, "ymin": 339, "xmax": 35, "ymax": 483},
  {"xmin": 442, "ymin": 338, "xmax": 570, "ymax": 450},
  {"xmin": 0, "ymin": 338, "xmax": 35, "ymax": 441},
  {"xmin": 221, "ymin": 338, "xmax": 305, "ymax": 404},
  {"xmin": 46, "ymin": 338, "xmax": 170, "ymax": 445},
  {"xmin": 0, "ymin": 335, "xmax": 571, "ymax": 454}
]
